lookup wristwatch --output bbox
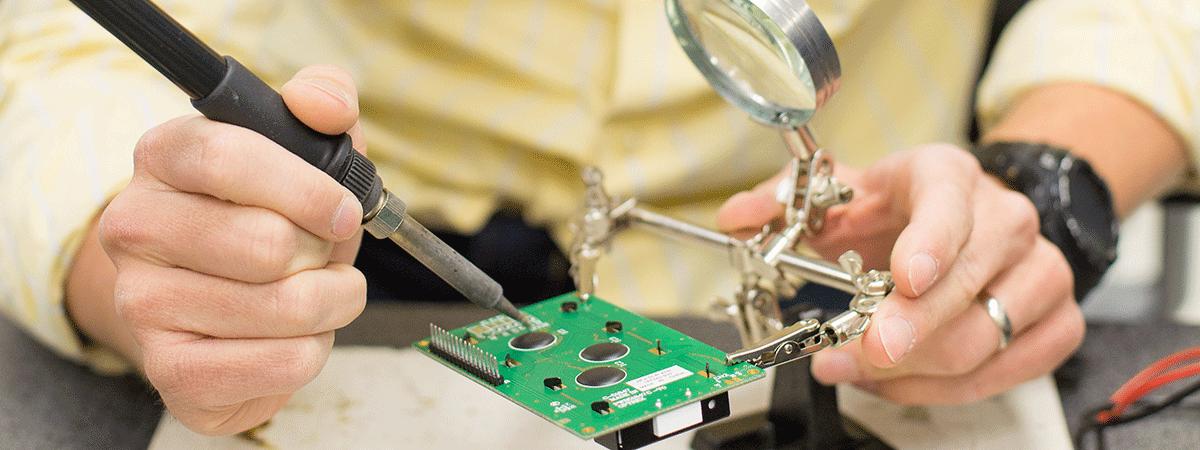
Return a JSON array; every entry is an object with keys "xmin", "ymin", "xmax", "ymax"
[{"xmin": 972, "ymin": 141, "xmax": 1119, "ymax": 300}]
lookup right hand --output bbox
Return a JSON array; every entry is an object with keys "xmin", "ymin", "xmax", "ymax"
[
  {"xmin": 717, "ymin": 145, "xmax": 1081, "ymax": 405},
  {"xmin": 98, "ymin": 65, "xmax": 368, "ymax": 435}
]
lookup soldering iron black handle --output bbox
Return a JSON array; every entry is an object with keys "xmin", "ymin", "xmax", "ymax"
[
  {"xmin": 192, "ymin": 57, "xmax": 382, "ymax": 210},
  {"xmin": 69, "ymin": 0, "xmax": 383, "ymax": 212}
]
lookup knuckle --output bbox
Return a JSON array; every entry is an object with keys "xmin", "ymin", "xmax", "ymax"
[
  {"xmin": 97, "ymin": 201, "xmax": 135, "ymax": 250},
  {"xmin": 111, "ymin": 272, "xmax": 159, "ymax": 325},
  {"xmin": 333, "ymin": 267, "xmax": 368, "ymax": 329},
  {"xmin": 270, "ymin": 336, "xmax": 329, "ymax": 390},
  {"xmin": 1059, "ymin": 302, "xmax": 1086, "ymax": 351},
  {"xmin": 1046, "ymin": 244, "xmax": 1075, "ymax": 289},
  {"xmin": 269, "ymin": 267, "xmax": 367, "ymax": 335},
  {"xmin": 132, "ymin": 127, "xmax": 165, "ymax": 173},
  {"xmin": 293, "ymin": 176, "xmax": 344, "ymax": 227},
  {"xmin": 133, "ymin": 116, "xmax": 200, "ymax": 180},
  {"xmin": 948, "ymin": 254, "xmax": 988, "ymax": 302},
  {"xmin": 142, "ymin": 345, "xmax": 198, "ymax": 401},
  {"xmin": 1001, "ymin": 190, "xmax": 1040, "ymax": 240},
  {"xmin": 192, "ymin": 130, "xmax": 242, "ymax": 195},
  {"xmin": 97, "ymin": 198, "xmax": 145, "ymax": 252},
  {"xmin": 245, "ymin": 214, "xmax": 302, "ymax": 279},
  {"xmin": 269, "ymin": 276, "xmax": 322, "ymax": 335}
]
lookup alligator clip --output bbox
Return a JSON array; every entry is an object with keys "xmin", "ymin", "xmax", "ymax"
[{"xmin": 725, "ymin": 318, "xmax": 829, "ymax": 368}]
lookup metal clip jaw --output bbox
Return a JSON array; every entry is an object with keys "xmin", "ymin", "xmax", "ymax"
[
  {"xmin": 725, "ymin": 318, "xmax": 827, "ymax": 368},
  {"xmin": 819, "ymin": 307, "xmax": 871, "ymax": 350},
  {"xmin": 819, "ymin": 252, "xmax": 893, "ymax": 349},
  {"xmin": 723, "ymin": 251, "xmax": 894, "ymax": 366}
]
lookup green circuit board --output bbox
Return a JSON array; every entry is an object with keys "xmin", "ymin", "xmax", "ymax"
[{"xmin": 413, "ymin": 292, "xmax": 765, "ymax": 441}]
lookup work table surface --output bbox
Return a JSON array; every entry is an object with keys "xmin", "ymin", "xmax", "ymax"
[{"xmin": 3, "ymin": 302, "xmax": 1198, "ymax": 449}]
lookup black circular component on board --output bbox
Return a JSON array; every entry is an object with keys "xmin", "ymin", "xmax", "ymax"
[
  {"xmin": 509, "ymin": 331, "xmax": 557, "ymax": 351},
  {"xmin": 576, "ymin": 366, "xmax": 627, "ymax": 388},
  {"xmin": 579, "ymin": 342, "xmax": 630, "ymax": 363},
  {"xmin": 561, "ymin": 301, "xmax": 578, "ymax": 312}
]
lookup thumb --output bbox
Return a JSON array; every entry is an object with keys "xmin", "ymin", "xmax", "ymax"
[{"xmin": 280, "ymin": 64, "xmax": 361, "ymax": 139}]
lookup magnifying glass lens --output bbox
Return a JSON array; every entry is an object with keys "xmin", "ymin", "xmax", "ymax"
[{"xmin": 669, "ymin": 0, "xmax": 831, "ymax": 127}]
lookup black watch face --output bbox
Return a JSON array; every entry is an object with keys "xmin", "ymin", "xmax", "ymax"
[{"xmin": 1065, "ymin": 165, "xmax": 1117, "ymax": 259}]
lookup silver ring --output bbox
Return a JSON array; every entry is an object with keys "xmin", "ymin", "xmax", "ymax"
[{"xmin": 982, "ymin": 296, "xmax": 1013, "ymax": 350}]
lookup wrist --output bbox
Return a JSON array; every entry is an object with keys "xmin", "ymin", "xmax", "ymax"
[{"xmin": 972, "ymin": 141, "xmax": 1119, "ymax": 300}]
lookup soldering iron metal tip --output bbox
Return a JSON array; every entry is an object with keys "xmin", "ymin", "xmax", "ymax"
[
  {"xmin": 493, "ymin": 297, "xmax": 535, "ymax": 329},
  {"xmin": 516, "ymin": 313, "xmax": 536, "ymax": 329}
]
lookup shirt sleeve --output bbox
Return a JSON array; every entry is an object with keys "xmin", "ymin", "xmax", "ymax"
[
  {"xmin": 0, "ymin": 1, "xmax": 197, "ymax": 371},
  {"xmin": 976, "ymin": 0, "xmax": 1200, "ymax": 178}
]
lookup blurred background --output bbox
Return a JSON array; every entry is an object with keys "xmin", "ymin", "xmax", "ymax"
[{"xmin": 1085, "ymin": 196, "xmax": 1200, "ymax": 324}]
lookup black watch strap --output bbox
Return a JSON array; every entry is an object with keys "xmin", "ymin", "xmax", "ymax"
[{"xmin": 972, "ymin": 141, "xmax": 1119, "ymax": 300}]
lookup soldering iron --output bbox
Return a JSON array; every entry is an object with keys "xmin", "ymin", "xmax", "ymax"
[{"xmin": 69, "ymin": 0, "xmax": 533, "ymax": 327}]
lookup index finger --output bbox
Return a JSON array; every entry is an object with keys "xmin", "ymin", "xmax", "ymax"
[
  {"xmin": 887, "ymin": 146, "xmax": 978, "ymax": 298},
  {"xmin": 134, "ymin": 115, "xmax": 362, "ymax": 243},
  {"xmin": 866, "ymin": 146, "xmax": 1036, "ymax": 369}
]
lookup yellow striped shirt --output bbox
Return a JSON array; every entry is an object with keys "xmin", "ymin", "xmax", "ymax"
[{"xmin": 1, "ymin": 0, "xmax": 1196, "ymax": 367}]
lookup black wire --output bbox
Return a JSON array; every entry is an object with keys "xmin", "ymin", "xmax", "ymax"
[
  {"xmin": 68, "ymin": 0, "xmax": 226, "ymax": 99},
  {"xmin": 1075, "ymin": 407, "xmax": 1111, "ymax": 450},
  {"xmin": 1074, "ymin": 374, "xmax": 1200, "ymax": 449}
]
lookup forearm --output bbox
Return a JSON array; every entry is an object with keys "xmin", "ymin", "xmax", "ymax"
[
  {"xmin": 981, "ymin": 82, "xmax": 1189, "ymax": 219},
  {"xmin": 65, "ymin": 216, "xmax": 142, "ymax": 367}
]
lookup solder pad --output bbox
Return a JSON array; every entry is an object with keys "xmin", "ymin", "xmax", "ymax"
[{"xmin": 413, "ymin": 293, "xmax": 765, "ymax": 441}]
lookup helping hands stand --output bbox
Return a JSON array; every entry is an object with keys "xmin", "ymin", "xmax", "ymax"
[
  {"xmin": 569, "ymin": 1, "xmax": 902, "ymax": 446},
  {"xmin": 570, "ymin": 125, "xmax": 892, "ymax": 370},
  {"xmin": 568, "ymin": 125, "xmax": 894, "ymax": 450}
]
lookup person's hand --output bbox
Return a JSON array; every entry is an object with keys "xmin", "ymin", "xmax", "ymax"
[
  {"xmin": 717, "ymin": 143, "xmax": 1085, "ymax": 404},
  {"xmin": 97, "ymin": 65, "xmax": 368, "ymax": 435}
]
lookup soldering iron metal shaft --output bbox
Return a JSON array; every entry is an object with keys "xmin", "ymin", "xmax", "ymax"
[
  {"xmin": 363, "ymin": 191, "xmax": 529, "ymax": 325},
  {"xmin": 70, "ymin": 0, "xmax": 531, "ymax": 327}
]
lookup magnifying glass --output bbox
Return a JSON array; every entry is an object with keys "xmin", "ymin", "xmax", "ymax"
[
  {"xmin": 667, "ymin": 0, "xmax": 846, "ymax": 244},
  {"xmin": 667, "ymin": 0, "xmax": 839, "ymax": 154},
  {"xmin": 667, "ymin": 0, "xmax": 839, "ymax": 129}
]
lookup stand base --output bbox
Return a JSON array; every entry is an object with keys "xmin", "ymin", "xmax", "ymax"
[
  {"xmin": 692, "ymin": 303, "xmax": 893, "ymax": 450},
  {"xmin": 690, "ymin": 410, "xmax": 893, "ymax": 450}
]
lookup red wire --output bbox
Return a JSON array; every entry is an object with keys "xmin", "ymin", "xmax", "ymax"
[
  {"xmin": 1096, "ymin": 347, "xmax": 1200, "ymax": 423},
  {"xmin": 1112, "ymin": 347, "xmax": 1200, "ymax": 400},
  {"xmin": 1114, "ymin": 349, "xmax": 1200, "ymax": 401},
  {"xmin": 1102, "ymin": 362, "xmax": 1200, "ymax": 421}
]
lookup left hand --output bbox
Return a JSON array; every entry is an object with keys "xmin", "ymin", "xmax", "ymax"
[{"xmin": 717, "ymin": 143, "xmax": 1085, "ymax": 404}]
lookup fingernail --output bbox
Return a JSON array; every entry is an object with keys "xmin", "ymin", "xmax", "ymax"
[
  {"xmin": 879, "ymin": 316, "xmax": 914, "ymax": 364},
  {"xmin": 814, "ymin": 353, "xmax": 860, "ymax": 385},
  {"xmin": 908, "ymin": 253, "xmax": 937, "ymax": 296},
  {"xmin": 331, "ymin": 195, "xmax": 359, "ymax": 239},
  {"xmin": 302, "ymin": 77, "xmax": 350, "ymax": 106}
]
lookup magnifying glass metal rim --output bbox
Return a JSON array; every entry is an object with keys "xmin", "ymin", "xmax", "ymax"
[{"xmin": 666, "ymin": 0, "xmax": 841, "ymax": 129}]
